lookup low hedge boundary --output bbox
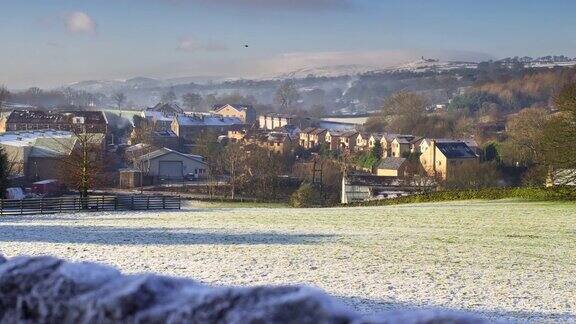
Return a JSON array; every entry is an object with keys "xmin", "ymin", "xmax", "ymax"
[{"xmin": 347, "ymin": 186, "xmax": 576, "ymax": 207}]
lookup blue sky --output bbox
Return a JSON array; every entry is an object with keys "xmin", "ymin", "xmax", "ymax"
[{"xmin": 1, "ymin": 0, "xmax": 576, "ymax": 88}]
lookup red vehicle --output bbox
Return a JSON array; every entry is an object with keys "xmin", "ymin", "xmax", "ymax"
[{"xmin": 31, "ymin": 180, "xmax": 63, "ymax": 197}]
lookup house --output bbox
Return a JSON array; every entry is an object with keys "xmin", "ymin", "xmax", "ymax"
[
  {"xmin": 213, "ymin": 104, "xmax": 257, "ymax": 125},
  {"xmin": 0, "ymin": 130, "xmax": 105, "ymax": 183},
  {"xmin": 143, "ymin": 103, "xmax": 184, "ymax": 131},
  {"xmin": 299, "ymin": 127, "xmax": 327, "ymax": 149},
  {"xmin": 254, "ymin": 132, "xmax": 294, "ymax": 155},
  {"xmin": 419, "ymin": 140, "xmax": 479, "ymax": 180},
  {"xmin": 325, "ymin": 130, "xmax": 343, "ymax": 150},
  {"xmin": 367, "ymin": 134, "xmax": 383, "ymax": 149},
  {"xmin": 259, "ymin": 113, "xmax": 293, "ymax": 130},
  {"xmin": 134, "ymin": 147, "xmax": 207, "ymax": 182},
  {"xmin": 390, "ymin": 137, "xmax": 413, "ymax": 157},
  {"xmin": 375, "ymin": 157, "xmax": 409, "ymax": 177},
  {"xmin": 380, "ymin": 134, "xmax": 411, "ymax": 157},
  {"xmin": 409, "ymin": 137, "xmax": 425, "ymax": 154},
  {"xmin": 339, "ymin": 131, "xmax": 360, "ymax": 151},
  {"xmin": 355, "ymin": 133, "xmax": 370, "ymax": 151},
  {"xmin": 146, "ymin": 102, "xmax": 184, "ymax": 116},
  {"xmin": 419, "ymin": 138, "xmax": 479, "ymax": 155},
  {"xmin": 171, "ymin": 113, "xmax": 244, "ymax": 144},
  {"xmin": 3, "ymin": 110, "xmax": 108, "ymax": 135}
]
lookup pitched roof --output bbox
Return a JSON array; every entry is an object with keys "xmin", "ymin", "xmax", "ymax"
[
  {"xmin": 377, "ymin": 157, "xmax": 408, "ymax": 171},
  {"xmin": 175, "ymin": 114, "xmax": 243, "ymax": 126},
  {"xmin": 147, "ymin": 103, "xmax": 183, "ymax": 114},
  {"xmin": 301, "ymin": 127, "xmax": 316, "ymax": 134},
  {"xmin": 0, "ymin": 130, "xmax": 73, "ymax": 147},
  {"xmin": 369, "ymin": 133, "xmax": 383, "ymax": 141},
  {"xmin": 136, "ymin": 148, "xmax": 206, "ymax": 164},
  {"xmin": 340, "ymin": 131, "xmax": 359, "ymax": 138},
  {"xmin": 394, "ymin": 137, "xmax": 411, "ymax": 144},
  {"xmin": 310, "ymin": 128, "xmax": 327, "ymax": 135},
  {"xmin": 6, "ymin": 110, "xmax": 108, "ymax": 125},
  {"xmin": 213, "ymin": 104, "xmax": 254, "ymax": 113},
  {"xmin": 435, "ymin": 142, "xmax": 477, "ymax": 159}
]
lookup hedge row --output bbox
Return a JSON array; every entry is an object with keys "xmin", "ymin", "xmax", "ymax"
[{"xmin": 347, "ymin": 186, "xmax": 576, "ymax": 207}]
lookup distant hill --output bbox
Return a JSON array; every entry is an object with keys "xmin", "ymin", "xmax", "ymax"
[{"xmin": 57, "ymin": 55, "xmax": 576, "ymax": 112}]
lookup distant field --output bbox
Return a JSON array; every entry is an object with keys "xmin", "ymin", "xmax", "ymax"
[{"xmin": 0, "ymin": 200, "xmax": 575, "ymax": 323}]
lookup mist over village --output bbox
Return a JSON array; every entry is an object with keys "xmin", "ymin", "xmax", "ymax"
[{"xmin": 0, "ymin": 1, "xmax": 575, "ymax": 323}]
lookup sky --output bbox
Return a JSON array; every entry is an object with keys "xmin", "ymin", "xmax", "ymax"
[{"xmin": 1, "ymin": 0, "xmax": 576, "ymax": 88}]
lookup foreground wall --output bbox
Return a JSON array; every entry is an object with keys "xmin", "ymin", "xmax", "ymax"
[{"xmin": 0, "ymin": 255, "xmax": 485, "ymax": 324}]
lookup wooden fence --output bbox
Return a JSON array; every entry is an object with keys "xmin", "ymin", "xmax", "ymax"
[{"xmin": 0, "ymin": 195, "xmax": 181, "ymax": 216}]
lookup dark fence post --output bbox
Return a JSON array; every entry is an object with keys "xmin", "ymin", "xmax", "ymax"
[
  {"xmin": 162, "ymin": 196, "xmax": 166, "ymax": 209},
  {"xmin": 147, "ymin": 196, "xmax": 150, "ymax": 210},
  {"xmin": 20, "ymin": 200, "xmax": 23, "ymax": 215},
  {"xmin": 131, "ymin": 195, "xmax": 135, "ymax": 210},
  {"xmin": 114, "ymin": 196, "xmax": 118, "ymax": 211}
]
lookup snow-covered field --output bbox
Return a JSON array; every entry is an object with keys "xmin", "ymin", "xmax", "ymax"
[{"xmin": 1, "ymin": 200, "xmax": 575, "ymax": 323}]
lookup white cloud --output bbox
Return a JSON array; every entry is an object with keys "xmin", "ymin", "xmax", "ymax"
[
  {"xmin": 63, "ymin": 11, "xmax": 97, "ymax": 35},
  {"xmin": 176, "ymin": 37, "xmax": 228, "ymax": 52}
]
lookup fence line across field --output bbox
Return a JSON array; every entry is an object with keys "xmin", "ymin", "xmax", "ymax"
[{"xmin": 0, "ymin": 195, "xmax": 181, "ymax": 216}]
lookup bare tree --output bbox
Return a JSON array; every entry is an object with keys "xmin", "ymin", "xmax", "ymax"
[
  {"xmin": 55, "ymin": 131, "xmax": 107, "ymax": 199},
  {"xmin": 502, "ymin": 107, "xmax": 548, "ymax": 166},
  {"xmin": 182, "ymin": 93, "xmax": 202, "ymax": 111},
  {"xmin": 0, "ymin": 85, "xmax": 10, "ymax": 111},
  {"xmin": 382, "ymin": 91, "xmax": 428, "ymax": 134},
  {"xmin": 112, "ymin": 92, "xmax": 127, "ymax": 110},
  {"xmin": 274, "ymin": 80, "xmax": 300, "ymax": 112},
  {"xmin": 130, "ymin": 115, "xmax": 154, "ymax": 145},
  {"xmin": 223, "ymin": 142, "xmax": 246, "ymax": 199},
  {"xmin": 161, "ymin": 89, "xmax": 177, "ymax": 103}
]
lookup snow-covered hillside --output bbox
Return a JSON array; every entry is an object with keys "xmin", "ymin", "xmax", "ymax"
[{"xmin": 1, "ymin": 200, "xmax": 575, "ymax": 322}]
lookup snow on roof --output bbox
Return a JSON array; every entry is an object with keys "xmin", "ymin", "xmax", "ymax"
[
  {"xmin": 0, "ymin": 130, "xmax": 73, "ymax": 147},
  {"xmin": 143, "ymin": 110, "xmax": 175, "ymax": 122},
  {"xmin": 213, "ymin": 104, "xmax": 254, "ymax": 113}
]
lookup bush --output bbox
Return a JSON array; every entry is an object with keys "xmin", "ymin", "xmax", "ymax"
[
  {"xmin": 347, "ymin": 186, "xmax": 576, "ymax": 207},
  {"xmin": 290, "ymin": 183, "xmax": 323, "ymax": 208}
]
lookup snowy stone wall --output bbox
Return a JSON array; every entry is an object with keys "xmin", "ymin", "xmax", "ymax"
[{"xmin": 0, "ymin": 255, "xmax": 486, "ymax": 323}]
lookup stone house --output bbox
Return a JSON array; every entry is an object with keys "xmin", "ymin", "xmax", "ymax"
[
  {"xmin": 258, "ymin": 114, "xmax": 293, "ymax": 130},
  {"xmin": 419, "ymin": 140, "xmax": 479, "ymax": 180},
  {"xmin": 326, "ymin": 130, "xmax": 359, "ymax": 151},
  {"xmin": 299, "ymin": 127, "xmax": 327, "ymax": 149},
  {"xmin": 213, "ymin": 104, "xmax": 257, "ymax": 125},
  {"xmin": 2, "ymin": 110, "xmax": 108, "ymax": 135},
  {"xmin": 355, "ymin": 133, "xmax": 370, "ymax": 151},
  {"xmin": 171, "ymin": 114, "xmax": 243, "ymax": 144}
]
